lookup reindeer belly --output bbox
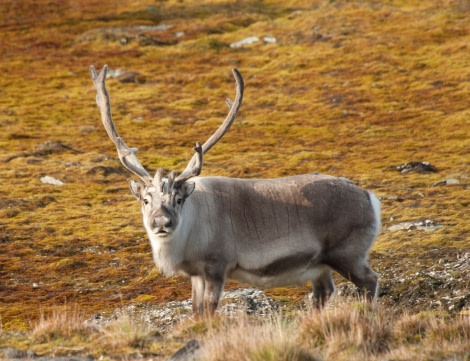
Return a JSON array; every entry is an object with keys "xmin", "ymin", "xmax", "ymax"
[
  {"xmin": 228, "ymin": 252, "xmax": 327, "ymax": 288},
  {"xmin": 229, "ymin": 263, "xmax": 329, "ymax": 288}
]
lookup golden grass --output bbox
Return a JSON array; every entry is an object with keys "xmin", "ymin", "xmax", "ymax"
[
  {"xmin": 298, "ymin": 304, "xmax": 392, "ymax": 357},
  {"xmin": 0, "ymin": 0, "xmax": 469, "ymax": 357},
  {"xmin": 94, "ymin": 312, "xmax": 156, "ymax": 352},
  {"xmin": 5, "ymin": 301, "xmax": 468, "ymax": 360},
  {"xmin": 31, "ymin": 307, "xmax": 88, "ymax": 344},
  {"xmin": 198, "ymin": 314, "xmax": 319, "ymax": 361},
  {"xmin": 194, "ymin": 301, "xmax": 470, "ymax": 361}
]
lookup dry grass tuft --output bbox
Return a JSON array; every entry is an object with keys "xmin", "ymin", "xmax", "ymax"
[
  {"xmin": 426, "ymin": 313, "xmax": 470, "ymax": 344},
  {"xmin": 393, "ymin": 312, "xmax": 430, "ymax": 344},
  {"xmin": 199, "ymin": 313, "xmax": 319, "ymax": 361},
  {"xmin": 195, "ymin": 302, "xmax": 470, "ymax": 361},
  {"xmin": 298, "ymin": 302, "xmax": 393, "ymax": 359},
  {"xmin": 31, "ymin": 307, "xmax": 90, "ymax": 344},
  {"xmin": 96, "ymin": 312, "xmax": 157, "ymax": 351},
  {"xmin": 2, "ymin": 301, "xmax": 470, "ymax": 360},
  {"xmin": 28, "ymin": 307, "xmax": 162, "ymax": 357}
]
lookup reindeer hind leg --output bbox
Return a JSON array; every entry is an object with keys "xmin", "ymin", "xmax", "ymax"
[
  {"xmin": 327, "ymin": 257, "xmax": 378, "ymax": 303},
  {"xmin": 311, "ymin": 267, "xmax": 335, "ymax": 309},
  {"xmin": 324, "ymin": 230, "xmax": 379, "ymax": 304}
]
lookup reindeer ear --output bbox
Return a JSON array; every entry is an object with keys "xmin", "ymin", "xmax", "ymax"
[
  {"xmin": 129, "ymin": 180, "xmax": 146, "ymax": 201},
  {"xmin": 181, "ymin": 181, "xmax": 195, "ymax": 199}
]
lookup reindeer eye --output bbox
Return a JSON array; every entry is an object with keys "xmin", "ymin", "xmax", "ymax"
[
  {"xmin": 176, "ymin": 197, "xmax": 183, "ymax": 205},
  {"xmin": 143, "ymin": 198, "xmax": 150, "ymax": 205}
]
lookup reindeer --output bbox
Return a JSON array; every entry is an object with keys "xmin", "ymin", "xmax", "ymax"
[{"xmin": 89, "ymin": 65, "xmax": 381, "ymax": 315}]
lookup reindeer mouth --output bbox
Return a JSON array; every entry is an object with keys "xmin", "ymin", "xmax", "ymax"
[
  {"xmin": 151, "ymin": 218, "xmax": 173, "ymax": 237},
  {"xmin": 155, "ymin": 228, "xmax": 170, "ymax": 237}
]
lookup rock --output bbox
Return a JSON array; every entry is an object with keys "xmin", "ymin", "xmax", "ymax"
[
  {"xmin": 381, "ymin": 252, "xmax": 470, "ymax": 313},
  {"xmin": 395, "ymin": 161, "xmax": 438, "ymax": 173},
  {"xmin": 2, "ymin": 347, "xmax": 36, "ymax": 359},
  {"xmin": 77, "ymin": 25, "xmax": 172, "ymax": 45},
  {"xmin": 106, "ymin": 68, "xmax": 146, "ymax": 84},
  {"xmin": 1, "ymin": 346, "xmax": 93, "ymax": 360},
  {"xmin": 88, "ymin": 288, "xmax": 278, "ymax": 332},
  {"xmin": 230, "ymin": 36, "xmax": 259, "ymax": 48},
  {"xmin": 380, "ymin": 195, "xmax": 401, "ymax": 201},
  {"xmin": 34, "ymin": 141, "xmax": 81, "ymax": 155},
  {"xmin": 432, "ymin": 178, "xmax": 460, "ymax": 186},
  {"xmin": 4, "ymin": 141, "xmax": 81, "ymax": 162},
  {"xmin": 78, "ymin": 126, "xmax": 96, "ymax": 134},
  {"xmin": 0, "ymin": 348, "xmax": 94, "ymax": 360},
  {"xmin": 263, "ymin": 36, "xmax": 276, "ymax": 44},
  {"xmin": 167, "ymin": 340, "xmax": 200, "ymax": 361},
  {"xmin": 116, "ymin": 71, "xmax": 145, "ymax": 84},
  {"xmin": 388, "ymin": 220, "xmax": 443, "ymax": 232},
  {"xmin": 86, "ymin": 165, "xmax": 127, "ymax": 177},
  {"xmin": 87, "ymin": 299, "xmax": 193, "ymax": 332},
  {"xmin": 40, "ymin": 175, "xmax": 65, "ymax": 186},
  {"xmin": 218, "ymin": 288, "xmax": 279, "ymax": 316}
]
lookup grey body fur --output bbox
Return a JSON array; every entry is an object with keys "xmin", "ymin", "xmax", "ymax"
[{"xmin": 139, "ymin": 174, "xmax": 380, "ymax": 314}]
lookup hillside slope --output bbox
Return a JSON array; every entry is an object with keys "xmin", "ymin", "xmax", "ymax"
[{"xmin": 0, "ymin": 0, "xmax": 468, "ymax": 339}]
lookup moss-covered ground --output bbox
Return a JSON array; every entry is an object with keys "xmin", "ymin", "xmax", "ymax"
[{"xmin": 0, "ymin": 0, "xmax": 469, "ymax": 358}]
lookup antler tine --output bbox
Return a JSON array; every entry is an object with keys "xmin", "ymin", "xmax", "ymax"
[
  {"xmin": 201, "ymin": 68, "xmax": 244, "ymax": 154},
  {"xmin": 90, "ymin": 65, "xmax": 152, "ymax": 184},
  {"xmin": 174, "ymin": 142, "xmax": 203, "ymax": 186},
  {"xmin": 177, "ymin": 68, "xmax": 244, "ymax": 182}
]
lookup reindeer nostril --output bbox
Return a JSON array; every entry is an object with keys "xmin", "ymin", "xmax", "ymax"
[
  {"xmin": 153, "ymin": 217, "xmax": 172, "ymax": 230},
  {"xmin": 152, "ymin": 217, "xmax": 162, "ymax": 228}
]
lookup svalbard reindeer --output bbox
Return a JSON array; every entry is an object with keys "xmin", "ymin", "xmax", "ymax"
[{"xmin": 89, "ymin": 65, "xmax": 381, "ymax": 316}]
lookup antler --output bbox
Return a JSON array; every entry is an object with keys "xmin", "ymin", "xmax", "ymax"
[
  {"xmin": 173, "ymin": 141, "xmax": 203, "ymax": 188},
  {"xmin": 175, "ymin": 68, "xmax": 244, "ymax": 184},
  {"xmin": 90, "ymin": 65, "xmax": 244, "ymax": 187},
  {"xmin": 89, "ymin": 65, "xmax": 152, "ymax": 185}
]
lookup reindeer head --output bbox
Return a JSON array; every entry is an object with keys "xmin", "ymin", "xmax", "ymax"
[
  {"xmin": 89, "ymin": 65, "xmax": 244, "ymax": 237},
  {"xmin": 128, "ymin": 165, "xmax": 201, "ymax": 237}
]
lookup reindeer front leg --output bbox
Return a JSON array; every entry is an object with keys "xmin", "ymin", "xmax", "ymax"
[
  {"xmin": 203, "ymin": 265, "xmax": 226, "ymax": 315},
  {"xmin": 204, "ymin": 279, "xmax": 224, "ymax": 315},
  {"xmin": 191, "ymin": 276, "xmax": 205, "ymax": 316}
]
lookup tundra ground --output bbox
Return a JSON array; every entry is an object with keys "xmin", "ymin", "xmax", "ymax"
[{"xmin": 0, "ymin": 0, "xmax": 469, "ymax": 359}]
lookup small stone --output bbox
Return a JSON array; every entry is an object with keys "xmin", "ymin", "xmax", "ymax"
[
  {"xmin": 167, "ymin": 340, "xmax": 201, "ymax": 361},
  {"xmin": 263, "ymin": 36, "xmax": 276, "ymax": 44},
  {"xmin": 2, "ymin": 347, "xmax": 36, "ymax": 359},
  {"xmin": 388, "ymin": 220, "xmax": 443, "ymax": 232},
  {"xmin": 106, "ymin": 68, "xmax": 146, "ymax": 83},
  {"xmin": 88, "ymin": 289, "xmax": 278, "ymax": 332},
  {"xmin": 388, "ymin": 222, "xmax": 414, "ymax": 232},
  {"xmin": 230, "ymin": 36, "xmax": 259, "ymax": 48},
  {"xmin": 396, "ymin": 161, "xmax": 438, "ymax": 173},
  {"xmin": 40, "ymin": 175, "xmax": 65, "ymax": 186},
  {"xmin": 116, "ymin": 71, "xmax": 145, "ymax": 84},
  {"xmin": 432, "ymin": 178, "xmax": 460, "ymax": 187}
]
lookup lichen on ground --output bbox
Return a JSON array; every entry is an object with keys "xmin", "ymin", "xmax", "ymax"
[{"xmin": 0, "ymin": 0, "xmax": 469, "ymax": 358}]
